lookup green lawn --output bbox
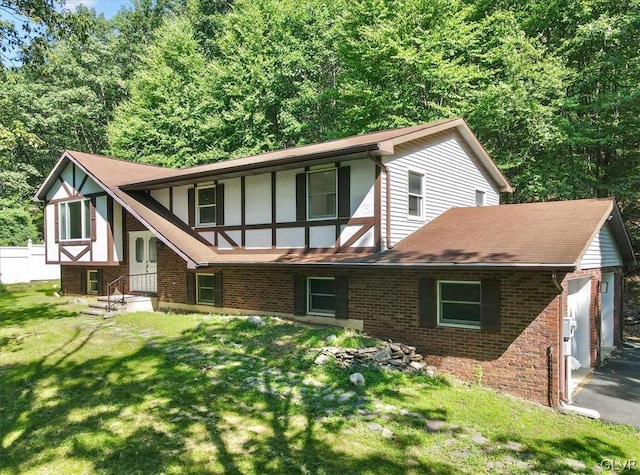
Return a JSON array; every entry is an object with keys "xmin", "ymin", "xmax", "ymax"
[{"xmin": 1, "ymin": 281, "xmax": 638, "ymax": 474}]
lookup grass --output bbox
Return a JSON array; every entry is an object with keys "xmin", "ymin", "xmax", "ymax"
[{"xmin": 1, "ymin": 281, "xmax": 639, "ymax": 474}]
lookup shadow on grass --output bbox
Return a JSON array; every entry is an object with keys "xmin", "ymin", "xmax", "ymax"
[
  {"xmin": 0, "ymin": 301, "xmax": 80, "ymax": 327},
  {"xmin": 3, "ymin": 314, "xmax": 636, "ymax": 474},
  {"xmin": 0, "ymin": 317, "xmax": 459, "ymax": 474}
]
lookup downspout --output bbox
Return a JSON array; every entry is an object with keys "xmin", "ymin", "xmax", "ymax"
[
  {"xmin": 552, "ymin": 271, "xmax": 600, "ymax": 419},
  {"xmin": 367, "ymin": 153, "xmax": 392, "ymax": 250}
]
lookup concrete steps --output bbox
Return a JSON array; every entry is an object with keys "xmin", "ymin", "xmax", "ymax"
[{"xmin": 81, "ymin": 294, "xmax": 156, "ymax": 317}]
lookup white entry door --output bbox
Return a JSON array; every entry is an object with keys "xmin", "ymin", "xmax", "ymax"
[
  {"xmin": 129, "ymin": 231, "xmax": 158, "ymax": 292},
  {"xmin": 601, "ymin": 273, "xmax": 615, "ymax": 351},
  {"xmin": 568, "ymin": 277, "xmax": 592, "ymax": 368}
]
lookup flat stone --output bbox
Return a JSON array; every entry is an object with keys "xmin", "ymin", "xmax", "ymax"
[
  {"xmin": 314, "ymin": 354, "xmax": 330, "ymax": 365},
  {"xmin": 373, "ymin": 346, "xmax": 392, "ymax": 363},
  {"xmin": 381, "ymin": 428, "xmax": 394, "ymax": 439},
  {"xmin": 325, "ymin": 334, "xmax": 338, "ymax": 344},
  {"xmin": 505, "ymin": 441, "xmax": 525, "ymax": 452},
  {"xmin": 366, "ymin": 422, "xmax": 383, "ymax": 432},
  {"xmin": 409, "ymin": 361, "xmax": 426, "ymax": 370},
  {"xmin": 424, "ymin": 420, "xmax": 447, "ymax": 433},
  {"xmin": 564, "ymin": 458, "xmax": 587, "ymax": 471},
  {"xmin": 453, "ymin": 449, "xmax": 471, "ymax": 459},
  {"xmin": 471, "ymin": 433, "xmax": 488, "ymax": 445}
]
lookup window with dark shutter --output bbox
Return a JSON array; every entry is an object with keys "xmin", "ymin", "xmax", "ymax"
[
  {"xmin": 335, "ymin": 275, "xmax": 348, "ymax": 319},
  {"xmin": 294, "ymin": 276, "xmax": 306, "ymax": 315},
  {"xmin": 338, "ymin": 166, "xmax": 351, "ymax": 218},
  {"xmin": 437, "ymin": 281, "xmax": 482, "ymax": 328},
  {"xmin": 216, "ymin": 184, "xmax": 225, "ymax": 226},
  {"xmin": 295, "ymin": 173, "xmax": 306, "ymax": 222},
  {"xmin": 186, "ymin": 273, "xmax": 195, "ymax": 304},
  {"xmin": 188, "ymin": 188, "xmax": 195, "ymax": 227},
  {"xmin": 418, "ymin": 278, "xmax": 437, "ymax": 328},
  {"xmin": 480, "ymin": 279, "xmax": 500, "ymax": 333}
]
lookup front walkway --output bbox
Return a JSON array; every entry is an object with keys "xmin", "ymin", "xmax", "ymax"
[{"xmin": 573, "ymin": 346, "xmax": 640, "ymax": 428}]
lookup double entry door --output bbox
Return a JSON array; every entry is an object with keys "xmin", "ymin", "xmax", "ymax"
[{"xmin": 129, "ymin": 231, "xmax": 158, "ymax": 293}]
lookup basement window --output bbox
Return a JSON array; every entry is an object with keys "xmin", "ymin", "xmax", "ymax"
[
  {"xmin": 196, "ymin": 274, "xmax": 217, "ymax": 305},
  {"xmin": 307, "ymin": 277, "xmax": 336, "ymax": 316},
  {"xmin": 438, "ymin": 281, "xmax": 481, "ymax": 328},
  {"xmin": 87, "ymin": 270, "xmax": 99, "ymax": 294}
]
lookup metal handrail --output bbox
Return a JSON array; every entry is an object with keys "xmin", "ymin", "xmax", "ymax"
[{"xmin": 106, "ymin": 273, "xmax": 158, "ymax": 312}]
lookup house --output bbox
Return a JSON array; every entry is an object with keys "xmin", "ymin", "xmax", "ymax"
[{"xmin": 34, "ymin": 118, "xmax": 635, "ymax": 406}]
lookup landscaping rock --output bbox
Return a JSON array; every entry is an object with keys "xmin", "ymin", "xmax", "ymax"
[
  {"xmin": 350, "ymin": 372, "xmax": 365, "ymax": 386},
  {"xmin": 424, "ymin": 420, "xmax": 447, "ymax": 433},
  {"xmin": 471, "ymin": 433, "xmax": 488, "ymax": 445},
  {"xmin": 381, "ymin": 428, "xmax": 394, "ymax": 439},
  {"xmin": 316, "ymin": 340, "xmax": 432, "ymax": 373},
  {"xmin": 314, "ymin": 354, "xmax": 329, "ymax": 365},
  {"xmin": 366, "ymin": 422, "xmax": 383, "ymax": 432},
  {"xmin": 564, "ymin": 458, "xmax": 587, "ymax": 471},
  {"xmin": 247, "ymin": 315, "xmax": 264, "ymax": 326},
  {"xmin": 325, "ymin": 334, "xmax": 338, "ymax": 344}
]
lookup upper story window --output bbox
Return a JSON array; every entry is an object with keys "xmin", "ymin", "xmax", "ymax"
[
  {"xmin": 408, "ymin": 171, "xmax": 423, "ymax": 217},
  {"xmin": 59, "ymin": 199, "xmax": 90, "ymax": 240},
  {"xmin": 476, "ymin": 190, "xmax": 486, "ymax": 207},
  {"xmin": 438, "ymin": 281, "xmax": 481, "ymax": 329},
  {"xmin": 196, "ymin": 186, "xmax": 216, "ymax": 226},
  {"xmin": 307, "ymin": 169, "xmax": 337, "ymax": 220}
]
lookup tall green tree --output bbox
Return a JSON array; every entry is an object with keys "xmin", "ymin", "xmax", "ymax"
[{"xmin": 108, "ymin": 16, "xmax": 223, "ymax": 167}]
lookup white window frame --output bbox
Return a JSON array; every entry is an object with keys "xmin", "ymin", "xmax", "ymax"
[
  {"xmin": 196, "ymin": 273, "xmax": 216, "ymax": 305},
  {"xmin": 87, "ymin": 270, "xmax": 98, "ymax": 294},
  {"xmin": 307, "ymin": 168, "xmax": 337, "ymax": 220},
  {"xmin": 307, "ymin": 277, "xmax": 336, "ymax": 316},
  {"xmin": 407, "ymin": 171, "xmax": 424, "ymax": 219},
  {"xmin": 437, "ymin": 280, "xmax": 482, "ymax": 329},
  {"xmin": 475, "ymin": 190, "xmax": 486, "ymax": 207},
  {"xmin": 59, "ymin": 198, "xmax": 91, "ymax": 241},
  {"xmin": 196, "ymin": 185, "xmax": 216, "ymax": 227}
]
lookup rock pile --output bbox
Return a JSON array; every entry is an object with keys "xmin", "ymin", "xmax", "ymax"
[{"xmin": 317, "ymin": 341, "xmax": 436, "ymax": 375}]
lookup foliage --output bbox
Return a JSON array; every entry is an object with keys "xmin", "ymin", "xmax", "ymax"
[
  {"xmin": 0, "ymin": 206, "xmax": 40, "ymax": 244},
  {"xmin": 107, "ymin": 16, "xmax": 223, "ymax": 167}
]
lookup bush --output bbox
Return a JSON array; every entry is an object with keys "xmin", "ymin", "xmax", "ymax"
[{"xmin": 0, "ymin": 206, "xmax": 41, "ymax": 246}]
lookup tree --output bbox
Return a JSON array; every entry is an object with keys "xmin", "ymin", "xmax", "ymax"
[{"xmin": 107, "ymin": 16, "xmax": 223, "ymax": 167}]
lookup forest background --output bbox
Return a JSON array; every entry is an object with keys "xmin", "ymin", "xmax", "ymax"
[{"xmin": 1, "ymin": 0, "xmax": 638, "ymax": 249}]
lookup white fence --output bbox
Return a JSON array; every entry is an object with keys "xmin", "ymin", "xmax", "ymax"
[{"xmin": 0, "ymin": 240, "xmax": 60, "ymax": 284}]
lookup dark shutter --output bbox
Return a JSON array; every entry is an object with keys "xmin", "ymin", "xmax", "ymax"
[
  {"xmin": 338, "ymin": 166, "xmax": 351, "ymax": 218},
  {"xmin": 214, "ymin": 273, "xmax": 223, "ymax": 307},
  {"xmin": 295, "ymin": 173, "xmax": 306, "ymax": 222},
  {"xmin": 80, "ymin": 270, "xmax": 87, "ymax": 295},
  {"xmin": 54, "ymin": 203, "xmax": 59, "ymax": 243},
  {"xmin": 186, "ymin": 272, "xmax": 195, "ymax": 304},
  {"xmin": 188, "ymin": 188, "xmax": 195, "ymax": 227},
  {"xmin": 90, "ymin": 198, "xmax": 97, "ymax": 241},
  {"xmin": 481, "ymin": 279, "xmax": 500, "ymax": 334},
  {"xmin": 216, "ymin": 184, "xmax": 225, "ymax": 226},
  {"xmin": 96, "ymin": 269, "xmax": 103, "ymax": 296},
  {"xmin": 418, "ymin": 277, "xmax": 437, "ymax": 328},
  {"xmin": 335, "ymin": 275, "xmax": 349, "ymax": 319},
  {"xmin": 294, "ymin": 276, "xmax": 306, "ymax": 315}
]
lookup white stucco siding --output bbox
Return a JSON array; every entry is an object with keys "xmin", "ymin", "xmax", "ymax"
[
  {"xmin": 223, "ymin": 178, "xmax": 242, "ymax": 226},
  {"xmin": 580, "ymin": 223, "xmax": 623, "ymax": 269},
  {"xmin": 173, "ymin": 185, "xmax": 190, "ymax": 224},
  {"xmin": 340, "ymin": 224, "xmax": 375, "ymax": 248},
  {"xmin": 382, "ymin": 130, "xmax": 500, "ymax": 247},
  {"xmin": 46, "ymin": 163, "xmax": 102, "ymax": 200},
  {"xmin": 344, "ymin": 159, "xmax": 375, "ymax": 218},
  {"xmin": 245, "ymin": 174, "xmax": 272, "ymax": 225},
  {"xmin": 310, "ymin": 225, "xmax": 335, "ymax": 248},
  {"xmin": 150, "ymin": 188, "xmax": 171, "ymax": 210},
  {"xmin": 275, "ymin": 169, "xmax": 299, "ymax": 223},
  {"xmin": 245, "ymin": 229, "xmax": 272, "ymax": 249},
  {"xmin": 276, "ymin": 227, "xmax": 305, "ymax": 248}
]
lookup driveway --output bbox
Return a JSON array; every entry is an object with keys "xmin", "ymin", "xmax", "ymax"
[{"xmin": 573, "ymin": 346, "xmax": 640, "ymax": 428}]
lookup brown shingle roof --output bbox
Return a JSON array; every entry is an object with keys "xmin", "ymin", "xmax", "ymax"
[
  {"xmin": 375, "ymin": 198, "xmax": 634, "ymax": 268},
  {"xmin": 120, "ymin": 118, "xmax": 512, "ymax": 192}
]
